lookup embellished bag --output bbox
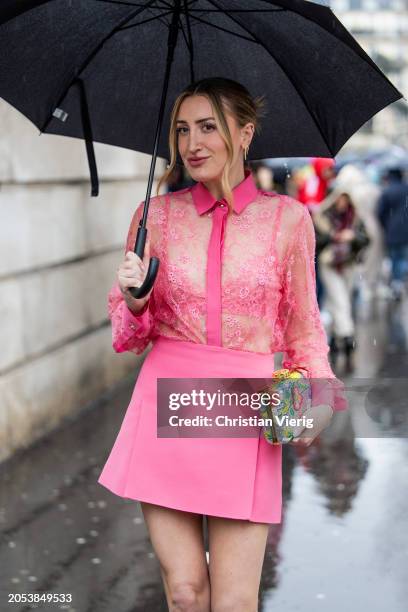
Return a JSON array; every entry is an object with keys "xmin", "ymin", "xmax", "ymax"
[{"xmin": 258, "ymin": 366, "xmax": 311, "ymax": 444}]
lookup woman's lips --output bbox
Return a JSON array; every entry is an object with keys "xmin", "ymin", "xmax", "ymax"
[{"xmin": 188, "ymin": 157, "xmax": 209, "ymax": 167}]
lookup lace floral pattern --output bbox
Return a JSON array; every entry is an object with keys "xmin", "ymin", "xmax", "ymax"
[{"xmin": 107, "ymin": 186, "xmax": 346, "ymax": 410}]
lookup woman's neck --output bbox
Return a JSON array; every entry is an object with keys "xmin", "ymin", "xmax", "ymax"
[{"xmin": 202, "ymin": 165, "xmax": 246, "ymax": 201}]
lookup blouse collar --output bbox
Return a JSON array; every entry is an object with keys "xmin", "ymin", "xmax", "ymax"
[{"xmin": 191, "ymin": 168, "xmax": 258, "ymax": 215}]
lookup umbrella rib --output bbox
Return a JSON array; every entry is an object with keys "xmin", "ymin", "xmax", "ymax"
[
  {"xmin": 118, "ymin": 9, "xmax": 174, "ymax": 30},
  {"xmin": 41, "ymin": 0, "xmax": 159, "ymax": 133},
  {"xmin": 261, "ymin": 0, "xmax": 404, "ymax": 97},
  {"xmin": 95, "ymin": 0, "xmax": 286, "ymax": 11},
  {"xmin": 117, "ymin": 0, "xmax": 200, "ymax": 32},
  {"xmin": 184, "ymin": 13, "xmax": 258, "ymax": 44},
  {"xmin": 206, "ymin": 0, "xmax": 335, "ymax": 156},
  {"xmin": 182, "ymin": 0, "xmax": 195, "ymax": 83}
]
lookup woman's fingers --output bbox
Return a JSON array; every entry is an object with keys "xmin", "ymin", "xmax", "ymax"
[
  {"xmin": 118, "ymin": 239, "xmax": 153, "ymax": 296},
  {"xmin": 291, "ymin": 405, "xmax": 334, "ymax": 447}
]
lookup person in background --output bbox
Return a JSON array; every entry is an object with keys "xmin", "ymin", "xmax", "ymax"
[
  {"xmin": 253, "ymin": 163, "xmax": 275, "ymax": 192},
  {"xmin": 296, "ymin": 157, "xmax": 337, "ymax": 307},
  {"xmin": 319, "ymin": 163, "xmax": 383, "ymax": 302},
  {"xmin": 313, "ymin": 191, "xmax": 370, "ymax": 372},
  {"xmin": 377, "ymin": 167, "xmax": 408, "ymax": 301},
  {"xmin": 297, "ymin": 157, "xmax": 336, "ymax": 214}
]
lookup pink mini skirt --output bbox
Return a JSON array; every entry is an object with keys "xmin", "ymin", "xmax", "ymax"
[{"xmin": 97, "ymin": 336, "xmax": 282, "ymax": 524}]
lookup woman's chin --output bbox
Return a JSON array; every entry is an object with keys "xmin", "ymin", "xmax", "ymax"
[{"xmin": 187, "ymin": 165, "xmax": 219, "ymax": 183}]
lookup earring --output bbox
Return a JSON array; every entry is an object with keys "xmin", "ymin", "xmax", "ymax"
[{"xmin": 244, "ymin": 145, "xmax": 249, "ymax": 161}]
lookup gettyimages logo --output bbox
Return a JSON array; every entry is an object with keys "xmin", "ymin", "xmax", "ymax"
[{"xmin": 156, "ymin": 377, "xmax": 408, "ymax": 439}]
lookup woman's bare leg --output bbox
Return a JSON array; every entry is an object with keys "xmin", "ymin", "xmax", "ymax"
[
  {"xmin": 140, "ymin": 501, "xmax": 211, "ymax": 612},
  {"xmin": 207, "ymin": 515, "xmax": 269, "ymax": 612}
]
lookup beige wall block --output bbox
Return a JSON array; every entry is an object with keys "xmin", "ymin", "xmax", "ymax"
[
  {"xmin": 0, "ymin": 327, "xmax": 148, "ymax": 464},
  {"xmin": 0, "ymin": 178, "xmax": 160, "ymax": 276},
  {"xmin": 0, "ymin": 100, "xmax": 167, "ymax": 183},
  {"xmin": 0, "ymin": 184, "xmax": 87, "ymax": 275},
  {"xmin": 0, "ymin": 252, "xmax": 123, "ymax": 372}
]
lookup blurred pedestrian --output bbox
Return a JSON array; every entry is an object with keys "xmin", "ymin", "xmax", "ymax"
[
  {"xmin": 320, "ymin": 163, "xmax": 383, "ymax": 301},
  {"xmin": 296, "ymin": 157, "xmax": 336, "ymax": 307},
  {"xmin": 377, "ymin": 167, "xmax": 408, "ymax": 301},
  {"xmin": 253, "ymin": 163, "xmax": 275, "ymax": 192},
  {"xmin": 297, "ymin": 157, "xmax": 336, "ymax": 214},
  {"xmin": 313, "ymin": 191, "xmax": 370, "ymax": 371}
]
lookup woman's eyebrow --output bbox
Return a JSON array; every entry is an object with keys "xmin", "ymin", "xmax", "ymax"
[{"xmin": 176, "ymin": 117, "xmax": 215, "ymax": 124}]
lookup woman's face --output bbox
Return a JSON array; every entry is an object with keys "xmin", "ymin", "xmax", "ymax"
[
  {"xmin": 336, "ymin": 194, "xmax": 350, "ymax": 212},
  {"xmin": 176, "ymin": 94, "xmax": 252, "ymax": 182}
]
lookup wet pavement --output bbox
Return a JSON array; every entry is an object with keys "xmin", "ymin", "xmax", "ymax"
[{"xmin": 1, "ymin": 289, "xmax": 407, "ymax": 611}]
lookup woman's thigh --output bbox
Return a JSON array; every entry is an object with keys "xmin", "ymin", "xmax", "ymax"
[
  {"xmin": 140, "ymin": 502, "xmax": 210, "ymax": 609},
  {"xmin": 207, "ymin": 515, "xmax": 269, "ymax": 612}
]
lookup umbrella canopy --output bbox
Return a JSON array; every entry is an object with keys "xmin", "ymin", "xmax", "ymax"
[
  {"xmin": 0, "ymin": 0, "xmax": 405, "ymax": 298},
  {"xmin": 0, "ymin": 0, "xmax": 404, "ymax": 162}
]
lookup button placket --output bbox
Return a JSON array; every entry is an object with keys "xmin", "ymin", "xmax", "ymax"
[{"xmin": 206, "ymin": 202, "xmax": 228, "ymax": 346}]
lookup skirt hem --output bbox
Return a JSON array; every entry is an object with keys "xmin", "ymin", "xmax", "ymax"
[{"xmin": 97, "ymin": 478, "xmax": 281, "ymax": 525}]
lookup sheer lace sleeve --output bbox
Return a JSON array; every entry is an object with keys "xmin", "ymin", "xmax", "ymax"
[
  {"xmin": 277, "ymin": 203, "xmax": 347, "ymax": 411},
  {"xmin": 108, "ymin": 201, "xmax": 157, "ymax": 355}
]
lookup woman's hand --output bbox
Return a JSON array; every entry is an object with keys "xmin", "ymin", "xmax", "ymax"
[
  {"xmin": 336, "ymin": 228, "xmax": 355, "ymax": 242},
  {"xmin": 117, "ymin": 237, "xmax": 153, "ymax": 314},
  {"xmin": 291, "ymin": 404, "xmax": 334, "ymax": 447}
]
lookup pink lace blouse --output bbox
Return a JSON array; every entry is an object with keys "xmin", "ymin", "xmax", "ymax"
[{"xmin": 108, "ymin": 170, "xmax": 346, "ymax": 410}]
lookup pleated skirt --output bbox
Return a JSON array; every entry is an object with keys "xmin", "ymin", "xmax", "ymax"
[{"xmin": 97, "ymin": 335, "xmax": 282, "ymax": 524}]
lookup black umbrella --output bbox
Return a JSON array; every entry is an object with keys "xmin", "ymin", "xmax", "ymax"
[{"xmin": 0, "ymin": 0, "xmax": 405, "ymax": 298}]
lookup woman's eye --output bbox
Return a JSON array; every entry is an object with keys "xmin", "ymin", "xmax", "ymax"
[{"xmin": 176, "ymin": 124, "xmax": 216, "ymax": 135}]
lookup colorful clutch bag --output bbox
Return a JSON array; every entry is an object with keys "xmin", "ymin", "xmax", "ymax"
[{"xmin": 258, "ymin": 366, "xmax": 311, "ymax": 445}]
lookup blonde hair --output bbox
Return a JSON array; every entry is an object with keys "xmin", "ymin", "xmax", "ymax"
[{"xmin": 156, "ymin": 77, "xmax": 266, "ymax": 213}]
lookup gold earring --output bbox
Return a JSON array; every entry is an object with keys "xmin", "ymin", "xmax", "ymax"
[{"xmin": 244, "ymin": 145, "xmax": 249, "ymax": 161}]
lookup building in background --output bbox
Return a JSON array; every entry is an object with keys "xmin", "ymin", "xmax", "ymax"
[{"xmin": 329, "ymin": 0, "xmax": 408, "ymax": 149}]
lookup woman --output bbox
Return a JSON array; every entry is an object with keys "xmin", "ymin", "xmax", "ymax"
[
  {"xmin": 98, "ymin": 77, "xmax": 345, "ymax": 611},
  {"xmin": 313, "ymin": 191, "xmax": 370, "ymax": 371}
]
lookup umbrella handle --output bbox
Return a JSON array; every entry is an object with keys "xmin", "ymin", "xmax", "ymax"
[{"xmin": 128, "ymin": 223, "xmax": 160, "ymax": 299}]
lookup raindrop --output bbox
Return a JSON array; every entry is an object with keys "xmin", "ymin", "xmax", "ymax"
[
  {"xmin": 91, "ymin": 558, "xmax": 101, "ymax": 564},
  {"xmin": 87, "ymin": 501, "xmax": 96, "ymax": 509},
  {"xmin": 28, "ymin": 576, "xmax": 38, "ymax": 582},
  {"xmin": 336, "ymin": 483, "xmax": 345, "ymax": 490},
  {"xmin": 76, "ymin": 537, "xmax": 87, "ymax": 545},
  {"xmin": 316, "ymin": 593, "xmax": 326, "ymax": 600},
  {"xmin": 133, "ymin": 517, "xmax": 143, "ymax": 525},
  {"xmin": 10, "ymin": 577, "xmax": 20, "ymax": 584},
  {"xmin": 20, "ymin": 569, "xmax": 30, "ymax": 575},
  {"xmin": 373, "ymin": 338, "xmax": 377, "ymax": 346},
  {"xmin": 147, "ymin": 552, "xmax": 155, "ymax": 558},
  {"xmin": 58, "ymin": 503, "xmax": 67, "ymax": 511},
  {"xmin": 89, "ymin": 530, "xmax": 99, "ymax": 537},
  {"xmin": 97, "ymin": 500, "xmax": 107, "ymax": 509},
  {"xmin": 8, "ymin": 541, "xmax": 16, "ymax": 548}
]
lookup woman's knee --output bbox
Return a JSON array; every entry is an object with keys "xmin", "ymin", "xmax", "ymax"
[
  {"xmin": 211, "ymin": 592, "xmax": 258, "ymax": 612},
  {"xmin": 167, "ymin": 576, "xmax": 210, "ymax": 611}
]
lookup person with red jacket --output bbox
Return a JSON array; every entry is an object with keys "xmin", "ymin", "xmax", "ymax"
[
  {"xmin": 297, "ymin": 158, "xmax": 336, "ymax": 307},
  {"xmin": 297, "ymin": 157, "xmax": 336, "ymax": 213}
]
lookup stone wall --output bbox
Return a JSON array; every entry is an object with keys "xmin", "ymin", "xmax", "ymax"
[{"xmin": 0, "ymin": 99, "xmax": 165, "ymax": 463}]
